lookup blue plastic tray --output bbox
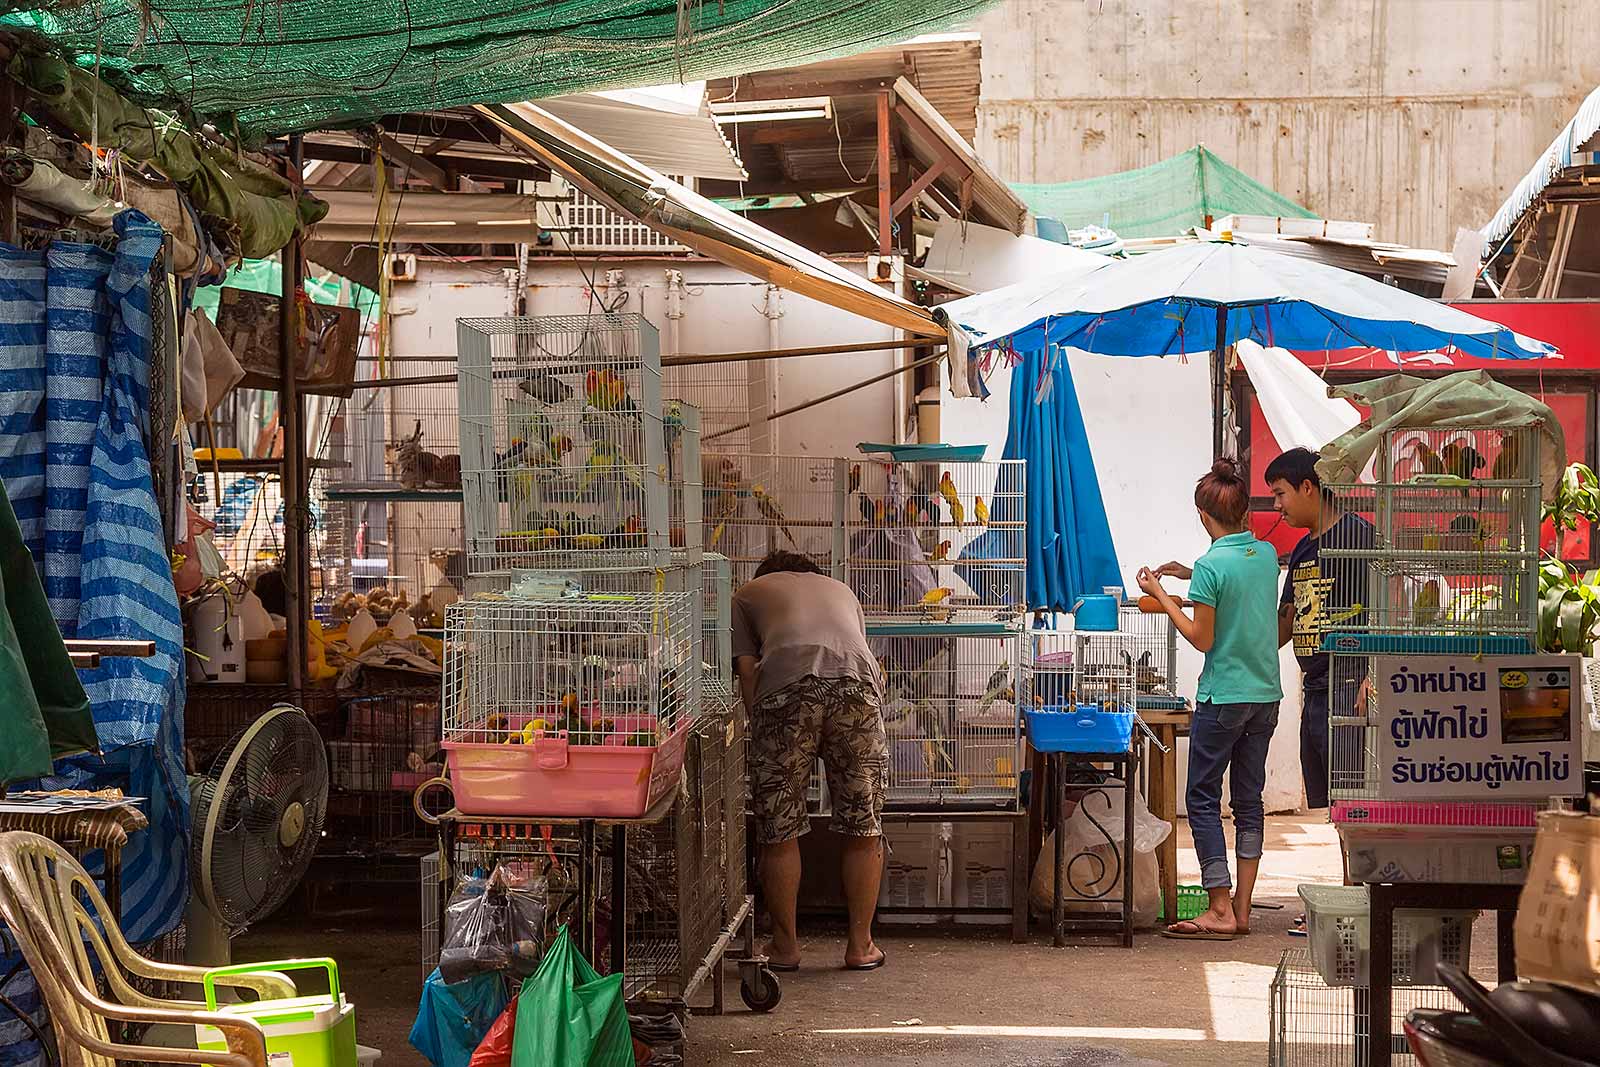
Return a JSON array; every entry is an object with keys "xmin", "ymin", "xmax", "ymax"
[
  {"xmin": 1026, "ymin": 706, "xmax": 1134, "ymax": 754},
  {"xmin": 1318, "ymin": 633, "xmax": 1534, "ymax": 656},
  {"xmin": 855, "ymin": 442, "xmax": 988, "ymax": 462}
]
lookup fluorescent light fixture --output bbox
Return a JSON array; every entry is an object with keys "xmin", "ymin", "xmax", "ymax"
[{"xmin": 709, "ymin": 96, "xmax": 834, "ymax": 125}]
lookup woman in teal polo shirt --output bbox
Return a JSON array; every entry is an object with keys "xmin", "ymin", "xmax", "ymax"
[{"xmin": 1138, "ymin": 457, "xmax": 1282, "ymax": 941}]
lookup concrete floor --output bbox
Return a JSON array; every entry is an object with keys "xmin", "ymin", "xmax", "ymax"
[{"xmin": 237, "ymin": 814, "xmax": 1366, "ymax": 1067}]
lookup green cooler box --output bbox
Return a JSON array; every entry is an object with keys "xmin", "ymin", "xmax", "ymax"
[{"xmin": 196, "ymin": 958, "xmax": 357, "ymax": 1067}]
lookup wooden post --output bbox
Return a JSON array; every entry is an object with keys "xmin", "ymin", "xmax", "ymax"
[
  {"xmin": 876, "ymin": 91, "xmax": 892, "ymax": 258},
  {"xmin": 280, "ymin": 134, "xmax": 307, "ymax": 689}
]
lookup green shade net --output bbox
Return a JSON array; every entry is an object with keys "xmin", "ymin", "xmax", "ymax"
[
  {"xmin": 192, "ymin": 257, "xmax": 380, "ymax": 323},
  {"xmin": 0, "ymin": 0, "xmax": 995, "ymax": 142},
  {"xmin": 1011, "ymin": 146, "xmax": 1315, "ymax": 239}
]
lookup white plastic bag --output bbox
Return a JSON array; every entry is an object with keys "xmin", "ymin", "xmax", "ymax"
[{"xmin": 1030, "ymin": 780, "xmax": 1172, "ymax": 929}]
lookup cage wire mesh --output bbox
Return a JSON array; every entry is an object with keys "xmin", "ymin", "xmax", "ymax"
[
  {"xmin": 1025, "ymin": 630, "xmax": 1138, "ymax": 712},
  {"xmin": 1268, "ymin": 949, "xmax": 1458, "ymax": 1067},
  {"xmin": 875, "ymin": 627, "xmax": 1024, "ymax": 808},
  {"xmin": 457, "ymin": 314, "xmax": 702, "ymax": 573},
  {"xmin": 323, "ymin": 492, "xmax": 466, "ymax": 624},
  {"xmin": 1116, "ymin": 605, "xmax": 1186, "ymax": 711},
  {"xmin": 703, "ymin": 453, "xmax": 841, "ymax": 584},
  {"xmin": 442, "ymin": 587, "xmax": 702, "ymax": 748},
  {"xmin": 665, "ymin": 358, "xmax": 757, "ymax": 453}
]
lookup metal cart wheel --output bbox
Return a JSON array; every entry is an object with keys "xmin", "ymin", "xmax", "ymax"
[{"xmin": 739, "ymin": 963, "xmax": 782, "ymax": 1012}]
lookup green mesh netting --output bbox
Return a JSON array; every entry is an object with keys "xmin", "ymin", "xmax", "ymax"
[
  {"xmin": 1011, "ymin": 146, "xmax": 1315, "ymax": 238},
  {"xmin": 0, "ymin": 0, "xmax": 994, "ymax": 142}
]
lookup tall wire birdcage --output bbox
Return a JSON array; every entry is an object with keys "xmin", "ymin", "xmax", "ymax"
[
  {"xmin": 701, "ymin": 553, "xmax": 734, "ymax": 714},
  {"xmin": 1117, "ymin": 605, "xmax": 1186, "ymax": 711},
  {"xmin": 873, "ymin": 622, "xmax": 1024, "ymax": 808},
  {"xmin": 456, "ymin": 314, "xmax": 701, "ymax": 574}
]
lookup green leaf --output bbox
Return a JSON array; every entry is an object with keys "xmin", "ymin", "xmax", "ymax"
[{"xmin": 1561, "ymin": 595, "xmax": 1589, "ymax": 657}]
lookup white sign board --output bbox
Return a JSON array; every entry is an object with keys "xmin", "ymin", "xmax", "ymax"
[{"xmin": 1375, "ymin": 655, "xmax": 1583, "ymax": 800}]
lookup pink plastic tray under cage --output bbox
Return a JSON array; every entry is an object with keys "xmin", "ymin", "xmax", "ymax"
[
  {"xmin": 444, "ymin": 724, "xmax": 689, "ymax": 818},
  {"xmin": 1330, "ymin": 800, "xmax": 1540, "ymax": 829}
]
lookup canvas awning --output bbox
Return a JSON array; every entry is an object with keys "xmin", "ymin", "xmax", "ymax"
[
  {"xmin": 540, "ymin": 86, "xmax": 747, "ymax": 182},
  {"xmin": 477, "ymin": 101, "xmax": 943, "ymax": 338},
  {"xmin": 310, "ymin": 189, "xmax": 547, "ymax": 244}
]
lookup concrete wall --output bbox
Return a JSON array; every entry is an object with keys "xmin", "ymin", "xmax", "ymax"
[{"xmin": 975, "ymin": 0, "xmax": 1600, "ymax": 249}]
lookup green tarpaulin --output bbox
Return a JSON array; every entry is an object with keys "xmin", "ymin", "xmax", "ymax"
[
  {"xmin": 1012, "ymin": 146, "xmax": 1315, "ymax": 240},
  {"xmin": 0, "ymin": 0, "xmax": 995, "ymax": 142},
  {"xmin": 0, "ymin": 477, "xmax": 95, "ymax": 785}
]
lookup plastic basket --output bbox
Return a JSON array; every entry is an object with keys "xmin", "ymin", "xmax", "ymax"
[
  {"xmin": 1025, "ymin": 706, "xmax": 1134, "ymax": 754},
  {"xmin": 443, "ymin": 725, "xmax": 689, "ymax": 818},
  {"xmin": 1174, "ymin": 885, "xmax": 1208, "ymax": 922},
  {"xmin": 1297, "ymin": 884, "xmax": 1477, "ymax": 987}
]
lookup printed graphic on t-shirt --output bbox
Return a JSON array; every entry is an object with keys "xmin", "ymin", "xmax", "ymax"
[{"xmin": 1290, "ymin": 558, "xmax": 1332, "ymax": 659}]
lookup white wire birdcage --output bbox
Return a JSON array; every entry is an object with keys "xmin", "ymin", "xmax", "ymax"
[
  {"xmin": 441, "ymin": 584, "xmax": 702, "ymax": 817},
  {"xmin": 322, "ymin": 492, "xmax": 465, "ymax": 619},
  {"xmin": 327, "ymin": 357, "xmax": 463, "ymax": 492},
  {"xmin": 701, "ymin": 553, "xmax": 733, "ymax": 715},
  {"xmin": 873, "ymin": 622, "xmax": 1024, "ymax": 808},
  {"xmin": 1320, "ymin": 425, "xmax": 1542, "ymax": 650},
  {"xmin": 1117, "ymin": 605, "xmax": 1186, "ymax": 711},
  {"xmin": 703, "ymin": 452, "xmax": 843, "ymax": 583},
  {"xmin": 457, "ymin": 314, "xmax": 701, "ymax": 574},
  {"xmin": 851, "ymin": 457, "xmax": 1027, "ymax": 621}
]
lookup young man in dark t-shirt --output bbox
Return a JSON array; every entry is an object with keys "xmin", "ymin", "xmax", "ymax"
[{"xmin": 1265, "ymin": 448, "xmax": 1375, "ymax": 810}]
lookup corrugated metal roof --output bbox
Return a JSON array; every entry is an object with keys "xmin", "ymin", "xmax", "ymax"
[{"xmin": 1482, "ymin": 84, "xmax": 1600, "ymax": 248}]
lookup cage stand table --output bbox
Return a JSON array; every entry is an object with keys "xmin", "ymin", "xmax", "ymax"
[
  {"xmin": 1045, "ymin": 746, "xmax": 1139, "ymax": 948},
  {"xmin": 1358, "ymin": 880, "xmax": 1520, "ymax": 1067}
]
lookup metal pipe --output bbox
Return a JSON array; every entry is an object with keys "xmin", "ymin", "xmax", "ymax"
[
  {"xmin": 707, "ymin": 350, "xmax": 945, "ymax": 443},
  {"xmin": 281, "ymin": 133, "xmax": 307, "ymax": 690},
  {"xmin": 1212, "ymin": 306, "xmax": 1228, "ymax": 460}
]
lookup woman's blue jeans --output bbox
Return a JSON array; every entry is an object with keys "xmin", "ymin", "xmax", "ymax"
[{"xmin": 1188, "ymin": 700, "xmax": 1280, "ymax": 890}]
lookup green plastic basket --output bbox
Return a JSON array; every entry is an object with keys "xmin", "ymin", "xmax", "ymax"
[{"xmin": 1174, "ymin": 885, "xmax": 1209, "ymax": 921}]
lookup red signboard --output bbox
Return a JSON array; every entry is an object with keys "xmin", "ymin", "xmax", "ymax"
[{"xmin": 1283, "ymin": 300, "xmax": 1600, "ymax": 373}]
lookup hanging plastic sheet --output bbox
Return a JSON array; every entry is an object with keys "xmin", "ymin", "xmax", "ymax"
[{"xmin": 410, "ymin": 968, "xmax": 509, "ymax": 1067}]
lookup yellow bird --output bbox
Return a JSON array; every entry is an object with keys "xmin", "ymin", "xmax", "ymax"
[
  {"xmin": 752, "ymin": 484, "xmax": 799, "ymax": 548},
  {"xmin": 973, "ymin": 495, "xmax": 990, "ymax": 526},
  {"xmin": 932, "ymin": 539, "xmax": 951, "ymax": 561},
  {"xmin": 1490, "ymin": 433, "xmax": 1521, "ymax": 482},
  {"xmin": 938, "ymin": 471, "xmax": 964, "ymax": 528},
  {"xmin": 1413, "ymin": 579, "xmax": 1442, "ymax": 628},
  {"xmin": 708, "ymin": 489, "xmax": 740, "ymax": 548},
  {"xmin": 922, "ymin": 587, "xmax": 954, "ymax": 605},
  {"xmin": 573, "ymin": 533, "xmax": 605, "ymax": 549}
]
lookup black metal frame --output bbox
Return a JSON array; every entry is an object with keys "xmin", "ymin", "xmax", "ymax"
[{"xmin": 1047, "ymin": 749, "xmax": 1139, "ymax": 948}]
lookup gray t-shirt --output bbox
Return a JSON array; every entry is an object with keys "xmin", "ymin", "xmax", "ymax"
[{"xmin": 731, "ymin": 571, "xmax": 881, "ymax": 703}]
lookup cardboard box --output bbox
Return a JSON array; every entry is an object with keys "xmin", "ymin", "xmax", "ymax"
[
  {"xmin": 1341, "ymin": 827, "xmax": 1536, "ymax": 885},
  {"xmin": 1515, "ymin": 811, "xmax": 1600, "ymax": 992},
  {"xmin": 950, "ymin": 822, "xmax": 1013, "ymax": 925}
]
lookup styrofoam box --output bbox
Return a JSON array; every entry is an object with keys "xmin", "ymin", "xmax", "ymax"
[
  {"xmin": 1299, "ymin": 884, "xmax": 1477, "ymax": 988},
  {"xmin": 950, "ymin": 823, "xmax": 1012, "ymax": 922},
  {"xmin": 878, "ymin": 824, "xmax": 948, "ymax": 923},
  {"xmin": 1341, "ymin": 827, "xmax": 1537, "ymax": 886}
]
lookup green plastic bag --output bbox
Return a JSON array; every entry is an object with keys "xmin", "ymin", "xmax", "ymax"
[{"xmin": 510, "ymin": 926, "xmax": 633, "ymax": 1067}]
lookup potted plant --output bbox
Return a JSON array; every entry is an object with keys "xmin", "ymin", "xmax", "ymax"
[{"xmin": 1539, "ymin": 463, "xmax": 1600, "ymax": 656}]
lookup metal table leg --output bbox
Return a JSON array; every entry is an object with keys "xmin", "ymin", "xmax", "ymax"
[
  {"xmin": 1367, "ymin": 883, "xmax": 1395, "ymax": 1067},
  {"xmin": 611, "ymin": 824, "xmax": 627, "ymax": 976}
]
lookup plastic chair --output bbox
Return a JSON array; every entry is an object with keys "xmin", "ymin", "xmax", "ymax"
[{"xmin": 0, "ymin": 830, "xmax": 288, "ymax": 1067}]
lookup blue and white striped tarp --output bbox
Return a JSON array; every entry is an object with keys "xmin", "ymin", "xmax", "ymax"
[{"xmin": 0, "ymin": 210, "xmax": 188, "ymax": 947}]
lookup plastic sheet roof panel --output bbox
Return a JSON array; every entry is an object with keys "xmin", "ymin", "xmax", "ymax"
[{"xmin": 1482, "ymin": 84, "xmax": 1600, "ymax": 248}]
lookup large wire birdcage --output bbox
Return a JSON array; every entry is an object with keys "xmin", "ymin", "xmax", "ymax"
[
  {"xmin": 323, "ymin": 688, "xmax": 440, "ymax": 855},
  {"xmin": 327, "ymin": 357, "xmax": 463, "ymax": 492},
  {"xmin": 441, "ymin": 586, "xmax": 702, "ymax": 817},
  {"xmin": 702, "ymin": 453, "xmax": 843, "ymax": 583},
  {"xmin": 873, "ymin": 623, "xmax": 1024, "ymax": 808},
  {"xmin": 1267, "ymin": 949, "xmax": 1456, "ymax": 1067},
  {"xmin": 852, "ymin": 458, "xmax": 1026, "ymax": 621},
  {"xmin": 456, "ymin": 314, "xmax": 701, "ymax": 574},
  {"xmin": 1320, "ymin": 426, "xmax": 1542, "ymax": 648}
]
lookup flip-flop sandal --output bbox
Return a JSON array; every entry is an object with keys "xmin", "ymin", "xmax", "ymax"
[
  {"xmin": 768, "ymin": 962, "xmax": 800, "ymax": 972},
  {"xmin": 1288, "ymin": 914, "xmax": 1308, "ymax": 938},
  {"xmin": 845, "ymin": 948, "xmax": 888, "ymax": 971},
  {"xmin": 1159, "ymin": 921, "xmax": 1236, "ymax": 942}
]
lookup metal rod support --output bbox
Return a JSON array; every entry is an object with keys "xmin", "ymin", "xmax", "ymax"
[
  {"xmin": 706, "ymin": 350, "xmax": 945, "ymax": 443},
  {"xmin": 281, "ymin": 134, "xmax": 307, "ymax": 689}
]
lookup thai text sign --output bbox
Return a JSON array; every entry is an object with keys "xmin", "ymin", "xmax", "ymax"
[{"xmin": 1375, "ymin": 655, "xmax": 1583, "ymax": 800}]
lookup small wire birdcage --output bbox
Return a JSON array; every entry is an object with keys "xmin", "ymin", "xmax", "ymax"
[
  {"xmin": 1268, "ymin": 949, "xmax": 1456, "ymax": 1067},
  {"xmin": 442, "ymin": 587, "xmax": 701, "ymax": 748},
  {"xmin": 326, "ymin": 357, "xmax": 463, "ymax": 492},
  {"xmin": 1116, "ymin": 605, "xmax": 1186, "ymax": 711},
  {"xmin": 323, "ymin": 492, "xmax": 465, "ymax": 618},
  {"xmin": 323, "ymin": 688, "xmax": 440, "ymax": 854},
  {"xmin": 1024, "ymin": 630, "xmax": 1138, "ymax": 712},
  {"xmin": 456, "ymin": 314, "xmax": 701, "ymax": 574},
  {"xmin": 874, "ymin": 623, "xmax": 1024, "ymax": 808}
]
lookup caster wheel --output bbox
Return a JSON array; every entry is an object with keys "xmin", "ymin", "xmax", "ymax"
[{"xmin": 740, "ymin": 968, "xmax": 782, "ymax": 1012}]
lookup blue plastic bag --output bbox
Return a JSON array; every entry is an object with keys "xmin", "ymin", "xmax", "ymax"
[{"xmin": 410, "ymin": 968, "xmax": 509, "ymax": 1067}]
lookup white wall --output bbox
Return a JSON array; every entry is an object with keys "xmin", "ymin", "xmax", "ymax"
[{"xmin": 943, "ymin": 351, "xmax": 1307, "ymax": 813}]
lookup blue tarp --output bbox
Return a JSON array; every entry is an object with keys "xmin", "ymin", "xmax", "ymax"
[
  {"xmin": 0, "ymin": 210, "xmax": 188, "ymax": 947},
  {"xmin": 993, "ymin": 347, "xmax": 1122, "ymax": 612}
]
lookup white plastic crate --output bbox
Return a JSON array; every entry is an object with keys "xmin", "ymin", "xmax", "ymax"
[{"xmin": 1298, "ymin": 884, "xmax": 1477, "ymax": 988}]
